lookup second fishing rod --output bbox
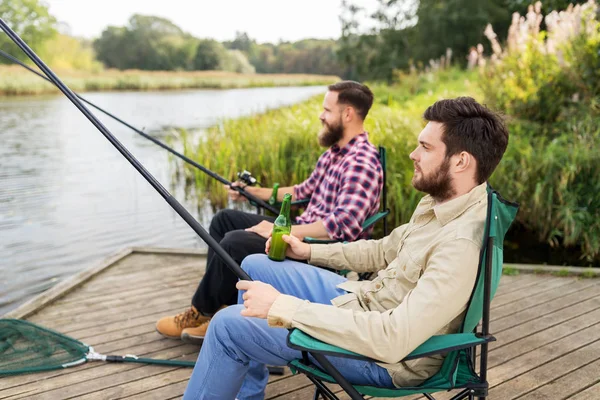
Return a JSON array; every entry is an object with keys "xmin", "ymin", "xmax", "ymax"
[{"xmin": 0, "ymin": 49, "xmax": 280, "ymax": 216}]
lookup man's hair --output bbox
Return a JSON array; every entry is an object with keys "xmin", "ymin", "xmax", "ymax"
[
  {"xmin": 424, "ymin": 97, "xmax": 509, "ymax": 184},
  {"xmin": 328, "ymin": 81, "xmax": 374, "ymax": 120}
]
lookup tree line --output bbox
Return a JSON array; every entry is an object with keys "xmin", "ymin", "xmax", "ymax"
[{"xmin": 1, "ymin": 0, "xmax": 590, "ymax": 79}]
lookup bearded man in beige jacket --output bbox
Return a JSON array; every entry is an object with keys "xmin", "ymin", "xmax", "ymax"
[{"xmin": 182, "ymin": 96, "xmax": 510, "ymax": 400}]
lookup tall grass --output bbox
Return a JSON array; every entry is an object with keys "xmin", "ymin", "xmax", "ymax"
[
  {"xmin": 0, "ymin": 66, "xmax": 339, "ymax": 96},
  {"xmin": 178, "ymin": 69, "xmax": 481, "ymax": 228},
  {"xmin": 177, "ymin": 61, "xmax": 600, "ymax": 266}
]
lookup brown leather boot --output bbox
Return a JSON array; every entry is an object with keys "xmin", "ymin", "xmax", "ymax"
[
  {"xmin": 181, "ymin": 305, "xmax": 228, "ymax": 344},
  {"xmin": 155, "ymin": 306, "xmax": 210, "ymax": 339}
]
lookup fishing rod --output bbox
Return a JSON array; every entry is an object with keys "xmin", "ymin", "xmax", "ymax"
[
  {"xmin": 0, "ymin": 22, "xmax": 362, "ymax": 393},
  {"xmin": 0, "ymin": 19, "xmax": 252, "ymax": 282},
  {"xmin": 0, "ymin": 48, "xmax": 279, "ymax": 215}
]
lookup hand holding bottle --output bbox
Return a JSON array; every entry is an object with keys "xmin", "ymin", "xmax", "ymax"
[{"xmin": 266, "ymin": 233, "xmax": 311, "ymax": 261}]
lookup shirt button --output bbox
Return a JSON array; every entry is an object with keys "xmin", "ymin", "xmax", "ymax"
[{"xmin": 375, "ymin": 283, "xmax": 382, "ymax": 289}]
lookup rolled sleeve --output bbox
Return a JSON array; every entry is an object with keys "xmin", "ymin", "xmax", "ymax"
[{"xmin": 267, "ymin": 294, "xmax": 306, "ymax": 328}]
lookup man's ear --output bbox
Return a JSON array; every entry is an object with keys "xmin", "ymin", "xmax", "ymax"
[
  {"xmin": 344, "ymin": 106, "xmax": 354, "ymax": 122},
  {"xmin": 455, "ymin": 151, "xmax": 472, "ymax": 172}
]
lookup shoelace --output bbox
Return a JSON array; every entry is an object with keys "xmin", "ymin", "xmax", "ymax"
[{"xmin": 174, "ymin": 308, "xmax": 200, "ymax": 328}]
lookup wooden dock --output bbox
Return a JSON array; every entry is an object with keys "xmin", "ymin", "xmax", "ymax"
[{"xmin": 1, "ymin": 247, "xmax": 599, "ymax": 400}]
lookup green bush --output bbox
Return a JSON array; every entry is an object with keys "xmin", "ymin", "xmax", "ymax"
[{"xmin": 479, "ymin": 0, "xmax": 600, "ymax": 264}]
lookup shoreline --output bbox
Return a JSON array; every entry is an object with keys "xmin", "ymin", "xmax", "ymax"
[{"xmin": 0, "ymin": 65, "xmax": 339, "ymax": 96}]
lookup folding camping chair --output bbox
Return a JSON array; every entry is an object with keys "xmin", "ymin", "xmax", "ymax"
[{"xmin": 285, "ymin": 185, "xmax": 519, "ymax": 400}]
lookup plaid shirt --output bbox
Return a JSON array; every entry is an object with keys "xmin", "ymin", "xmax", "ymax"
[{"xmin": 294, "ymin": 132, "xmax": 383, "ymax": 241}]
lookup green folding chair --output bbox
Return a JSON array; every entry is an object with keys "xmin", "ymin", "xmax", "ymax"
[{"xmin": 285, "ymin": 185, "xmax": 519, "ymax": 400}]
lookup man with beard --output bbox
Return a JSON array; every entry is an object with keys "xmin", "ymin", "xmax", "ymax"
[
  {"xmin": 182, "ymin": 96, "xmax": 510, "ymax": 399},
  {"xmin": 156, "ymin": 81, "xmax": 383, "ymax": 343}
]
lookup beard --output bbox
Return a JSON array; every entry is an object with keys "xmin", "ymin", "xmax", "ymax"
[
  {"xmin": 318, "ymin": 118, "xmax": 344, "ymax": 147},
  {"xmin": 412, "ymin": 157, "xmax": 456, "ymax": 201}
]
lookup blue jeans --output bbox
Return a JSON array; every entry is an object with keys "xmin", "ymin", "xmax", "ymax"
[{"xmin": 183, "ymin": 254, "xmax": 395, "ymax": 400}]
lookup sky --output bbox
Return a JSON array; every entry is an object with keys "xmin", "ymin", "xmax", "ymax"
[{"xmin": 46, "ymin": 0, "xmax": 379, "ymax": 43}]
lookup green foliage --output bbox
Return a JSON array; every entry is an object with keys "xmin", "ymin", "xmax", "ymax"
[
  {"xmin": 414, "ymin": 0, "xmax": 509, "ymax": 67},
  {"xmin": 222, "ymin": 50, "xmax": 255, "ymax": 74},
  {"xmin": 581, "ymin": 269, "xmax": 597, "ymax": 279},
  {"xmin": 480, "ymin": 1, "xmax": 600, "ymax": 263},
  {"xmin": 552, "ymin": 268, "xmax": 571, "ymax": 277},
  {"xmin": 42, "ymin": 34, "xmax": 103, "ymax": 72},
  {"xmin": 502, "ymin": 267, "xmax": 519, "ymax": 276},
  {"xmin": 93, "ymin": 14, "xmax": 198, "ymax": 71},
  {"xmin": 0, "ymin": 0, "xmax": 57, "ymax": 63},
  {"xmin": 193, "ymin": 39, "xmax": 227, "ymax": 70}
]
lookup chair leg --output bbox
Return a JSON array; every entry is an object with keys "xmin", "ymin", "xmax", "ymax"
[
  {"xmin": 307, "ymin": 375, "xmax": 339, "ymax": 400},
  {"xmin": 423, "ymin": 394, "xmax": 437, "ymax": 400},
  {"xmin": 449, "ymin": 388, "xmax": 473, "ymax": 400}
]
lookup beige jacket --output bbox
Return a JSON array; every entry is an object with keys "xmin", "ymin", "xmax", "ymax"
[{"xmin": 267, "ymin": 183, "xmax": 488, "ymax": 387}]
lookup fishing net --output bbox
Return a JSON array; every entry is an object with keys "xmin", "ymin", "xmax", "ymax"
[
  {"xmin": 0, "ymin": 319, "xmax": 88, "ymax": 375},
  {"xmin": 0, "ymin": 319, "xmax": 196, "ymax": 376}
]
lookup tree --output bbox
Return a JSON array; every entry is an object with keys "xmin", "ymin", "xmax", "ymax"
[
  {"xmin": 93, "ymin": 14, "xmax": 196, "ymax": 70},
  {"xmin": 193, "ymin": 39, "xmax": 227, "ymax": 70},
  {"xmin": 0, "ymin": 0, "xmax": 57, "ymax": 63},
  {"xmin": 414, "ymin": 0, "xmax": 509, "ymax": 66}
]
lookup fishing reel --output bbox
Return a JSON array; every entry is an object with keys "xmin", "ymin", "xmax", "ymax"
[{"xmin": 236, "ymin": 170, "xmax": 259, "ymax": 186}]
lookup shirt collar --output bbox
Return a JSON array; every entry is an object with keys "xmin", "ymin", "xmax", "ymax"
[
  {"xmin": 416, "ymin": 182, "xmax": 488, "ymax": 226},
  {"xmin": 433, "ymin": 182, "xmax": 488, "ymax": 226},
  {"xmin": 331, "ymin": 132, "xmax": 368, "ymax": 157}
]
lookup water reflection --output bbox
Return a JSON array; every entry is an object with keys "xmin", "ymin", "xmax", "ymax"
[{"xmin": 0, "ymin": 86, "xmax": 325, "ymax": 315}]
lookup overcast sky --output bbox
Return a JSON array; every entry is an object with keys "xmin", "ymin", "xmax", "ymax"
[{"xmin": 46, "ymin": 0, "xmax": 379, "ymax": 43}]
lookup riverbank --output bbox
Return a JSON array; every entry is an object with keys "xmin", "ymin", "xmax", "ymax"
[
  {"xmin": 178, "ymin": 67, "xmax": 600, "ymax": 267},
  {"xmin": 0, "ymin": 65, "xmax": 339, "ymax": 95}
]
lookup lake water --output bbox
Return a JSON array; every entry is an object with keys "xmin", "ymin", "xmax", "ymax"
[{"xmin": 0, "ymin": 85, "xmax": 325, "ymax": 315}]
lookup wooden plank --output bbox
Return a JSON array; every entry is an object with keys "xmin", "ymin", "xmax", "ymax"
[
  {"xmin": 517, "ymin": 358, "xmax": 600, "ymax": 399},
  {"xmin": 489, "ymin": 336, "xmax": 600, "ymax": 399},
  {"xmin": 491, "ymin": 284, "xmax": 600, "ymax": 332},
  {"xmin": 121, "ymin": 381, "xmax": 189, "ymax": 400},
  {"xmin": 130, "ymin": 247, "xmax": 208, "ymax": 256},
  {"xmin": 566, "ymin": 381, "xmax": 600, "ymax": 400},
  {"xmin": 31, "ymin": 282, "xmax": 196, "ymax": 319},
  {"xmin": 490, "ymin": 294, "xmax": 600, "ymax": 351},
  {"xmin": 2, "ymin": 248, "xmax": 133, "ymax": 319},
  {"xmin": 488, "ymin": 306, "xmax": 600, "ymax": 366},
  {"xmin": 491, "ymin": 276, "xmax": 576, "ymax": 308},
  {"xmin": 488, "ymin": 322, "xmax": 600, "ymax": 388},
  {"xmin": 29, "ymin": 291, "xmax": 192, "ymax": 328}
]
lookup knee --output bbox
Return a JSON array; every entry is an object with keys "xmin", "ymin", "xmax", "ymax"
[
  {"xmin": 221, "ymin": 229, "xmax": 254, "ymax": 249},
  {"xmin": 240, "ymin": 254, "xmax": 270, "ymax": 279},
  {"xmin": 208, "ymin": 305, "xmax": 245, "ymax": 341},
  {"xmin": 209, "ymin": 209, "xmax": 236, "ymax": 235}
]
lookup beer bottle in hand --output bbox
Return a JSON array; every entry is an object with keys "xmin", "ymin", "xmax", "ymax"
[{"xmin": 268, "ymin": 193, "xmax": 292, "ymax": 261}]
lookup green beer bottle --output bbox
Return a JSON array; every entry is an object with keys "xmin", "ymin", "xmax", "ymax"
[{"xmin": 268, "ymin": 193, "xmax": 292, "ymax": 261}]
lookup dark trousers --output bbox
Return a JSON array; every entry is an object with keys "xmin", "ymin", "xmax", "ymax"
[{"xmin": 192, "ymin": 209, "xmax": 276, "ymax": 315}]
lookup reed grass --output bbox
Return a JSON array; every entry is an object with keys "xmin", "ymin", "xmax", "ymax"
[{"xmin": 176, "ymin": 66, "xmax": 600, "ymax": 266}]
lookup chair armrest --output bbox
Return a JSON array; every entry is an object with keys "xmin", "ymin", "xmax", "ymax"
[
  {"xmin": 361, "ymin": 210, "xmax": 390, "ymax": 231},
  {"xmin": 287, "ymin": 329, "xmax": 371, "ymax": 361},
  {"xmin": 275, "ymin": 198, "xmax": 310, "ymax": 208},
  {"xmin": 287, "ymin": 329, "xmax": 495, "ymax": 362},
  {"xmin": 403, "ymin": 332, "xmax": 495, "ymax": 360},
  {"xmin": 303, "ymin": 237, "xmax": 339, "ymax": 244}
]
